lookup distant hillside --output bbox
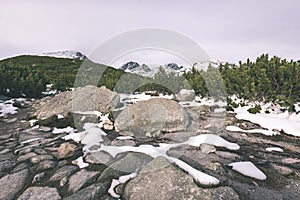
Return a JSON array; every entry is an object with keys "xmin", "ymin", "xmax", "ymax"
[{"xmin": 0, "ymin": 55, "xmax": 184, "ymax": 98}]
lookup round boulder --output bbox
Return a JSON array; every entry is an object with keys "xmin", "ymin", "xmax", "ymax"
[{"xmin": 114, "ymin": 98, "xmax": 189, "ymax": 137}]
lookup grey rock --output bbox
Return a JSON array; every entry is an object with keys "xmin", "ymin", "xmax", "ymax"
[
  {"xmin": 30, "ymin": 155, "xmax": 53, "ymax": 164},
  {"xmin": 210, "ymin": 186, "xmax": 240, "ymax": 200},
  {"xmin": 111, "ymin": 139, "xmax": 136, "ymax": 146},
  {"xmin": 0, "ymin": 169, "xmax": 29, "ymax": 200},
  {"xmin": 271, "ymin": 164, "xmax": 294, "ymax": 176},
  {"xmin": 0, "ymin": 160, "xmax": 15, "ymax": 172},
  {"xmin": 17, "ymin": 186, "xmax": 61, "ymax": 200},
  {"xmin": 32, "ymin": 172, "xmax": 47, "ymax": 184},
  {"xmin": 85, "ymin": 151, "xmax": 113, "ymax": 165},
  {"xmin": 57, "ymin": 142, "xmax": 77, "ymax": 159},
  {"xmin": 50, "ymin": 165, "xmax": 79, "ymax": 182},
  {"xmin": 124, "ymin": 157, "xmax": 235, "ymax": 200},
  {"xmin": 68, "ymin": 169, "xmax": 100, "ymax": 193},
  {"xmin": 17, "ymin": 152, "xmax": 37, "ymax": 162},
  {"xmin": 64, "ymin": 182, "xmax": 110, "ymax": 200},
  {"xmin": 200, "ymin": 143, "xmax": 217, "ymax": 154},
  {"xmin": 10, "ymin": 162, "xmax": 28, "ymax": 173},
  {"xmin": 114, "ymin": 98, "xmax": 189, "ymax": 136},
  {"xmin": 34, "ymin": 148, "xmax": 48, "ymax": 155},
  {"xmin": 35, "ymin": 85, "xmax": 120, "ymax": 119},
  {"xmin": 99, "ymin": 152, "xmax": 153, "ymax": 180},
  {"xmin": 36, "ymin": 160, "xmax": 56, "ymax": 171},
  {"xmin": 176, "ymin": 89, "xmax": 195, "ymax": 101},
  {"xmin": 215, "ymin": 151, "xmax": 240, "ymax": 160}
]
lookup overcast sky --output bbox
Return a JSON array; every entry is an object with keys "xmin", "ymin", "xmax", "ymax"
[{"xmin": 0, "ymin": 0, "xmax": 299, "ymax": 64}]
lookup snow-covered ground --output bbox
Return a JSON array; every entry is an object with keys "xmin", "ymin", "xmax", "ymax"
[
  {"xmin": 0, "ymin": 98, "xmax": 28, "ymax": 117},
  {"xmin": 228, "ymin": 97, "xmax": 300, "ymax": 137}
]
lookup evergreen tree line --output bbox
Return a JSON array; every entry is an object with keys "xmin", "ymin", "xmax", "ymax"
[{"xmin": 0, "ymin": 54, "xmax": 299, "ymax": 110}]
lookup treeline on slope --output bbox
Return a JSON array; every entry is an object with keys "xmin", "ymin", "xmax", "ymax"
[
  {"xmin": 183, "ymin": 54, "xmax": 300, "ymax": 111},
  {"xmin": 0, "ymin": 54, "xmax": 299, "ymax": 110},
  {"xmin": 0, "ymin": 55, "xmax": 185, "ymax": 97}
]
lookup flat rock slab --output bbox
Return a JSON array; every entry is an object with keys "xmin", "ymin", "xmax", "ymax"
[
  {"xmin": 17, "ymin": 186, "xmax": 61, "ymax": 200},
  {"xmin": 0, "ymin": 169, "xmax": 29, "ymax": 200}
]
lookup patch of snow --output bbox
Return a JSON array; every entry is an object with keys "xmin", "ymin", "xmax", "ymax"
[
  {"xmin": 185, "ymin": 134, "xmax": 240, "ymax": 150},
  {"xmin": 234, "ymin": 109, "xmax": 300, "ymax": 137},
  {"xmin": 116, "ymin": 136, "xmax": 134, "ymax": 140},
  {"xmin": 81, "ymin": 127, "xmax": 107, "ymax": 145},
  {"xmin": 75, "ymin": 156, "xmax": 89, "ymax": 168},
  {"xmin": 0, "ymin": 102, "xmax": 18, "ymax": 117},
  {"xmin": 266, "ymin": 147, "xmax": 283, "ymax": 152},
  {"xmin": 226, "ymin": 125, "xmax": 278, "ymax": 136},
  {"xmin": 172, "ymin": 158, "xmax": 220, "ymax": 185},
  {"xmin": 108, "ymin": 173, "xmax": 137, "ymax": 198},
  {"xmin": 21, "ymin": 137, "xmax": 43, "ymax": 144},
  {"xmin": 39, "ymin": 50, "xmax": 87, "ymax": 60},
  {"xmin": 52, "ymin": 126, "xmax": 75, "ymax": 134},
  {"xmin": 74, "ymin": 110, "xmax": 102, "ymax": 117},
  {"xmin": 29, "ymin": 119, "xmax": 38, "ymax": 127},
  {"xmin": 228, "ymin": 161, "xmax": 267, "ymax": 180},
  {"xmin": 57, "ymin": 114, "xmax": 64, "ymax": 119},
  {"xmin": 97, "ymin": 134, "xmax": 239, "ymax": 185}
]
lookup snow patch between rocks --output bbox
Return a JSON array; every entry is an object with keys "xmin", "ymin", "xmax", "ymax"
[
  {"xmin": 108, "ymin": 173, "xmax": 137, "ymax": 198},
  {"xmin": 228, "ymin": 161, "xmax": 267, "ymax": 180},
  {"xmin": 226, "ymin": 125, "xmax": 278, "ymax": 136}
]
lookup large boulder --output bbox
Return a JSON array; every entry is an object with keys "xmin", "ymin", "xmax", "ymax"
[
  {"xmin": 114, "ymin": 98, "xmax": 189, "ymax": 137},
  {"xmin": 35, "ymin": 85, "xmax": 120, "ymax": 119},
  {"xmin": 124, "ymin": 157, "xmax": 239, "ymax": 200},
  {"xmin": 176, "ymin": 89, "xmax": 195, "ymax": 101}
]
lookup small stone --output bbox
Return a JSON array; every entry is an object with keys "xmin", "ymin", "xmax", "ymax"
[
  {"xmin": 205, "ymin": 162, "xmax": 223, "ymax": 171},
  {"xmin": 85, "ymin": 151, "xmax": 113, "ymax": 165},
  {"xmin": 103, "ymin": 124, "xmax": 114, "ymax": 131},
  {"xmin": 32, "ymin": 172, "xmax": 47, "ymax": 184},
  {"xmin": 36, "ymin": 160, "xmax": 56, "ymax": 171},
  {"xmin": 200, "ymin": 143, "xmax": 216, "ymax": 154},
  {"xmin": 30, "ymin": 155, "xmax": 53, "ymax": 164},
  {"xmin": 60, "ymin": 176, "xmax": 69, "ymax": 187},
  {"xmin": 88, "ymin": 144, "xmax": 100, "ymax": 151},
  {"xmin": 272, "ymin": 164, "xmax": 294, "ymax": 176},
  {"xmin": 57, "ymin": 143, "xmax": 77, "ymax": 159},
  {"xmin": 111, "ymin": 139, "xmax": 136, "ymax": 147}
]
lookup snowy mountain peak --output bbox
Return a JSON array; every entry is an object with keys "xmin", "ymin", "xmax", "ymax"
[
  {"xmin": 120, "ymin": 61, "xmax": 140, "ymax": 71},
  {"xmin": 165, "ymin": 63, "xmax": 184, "ymax": 71},
  {"xmin": 39, "ymin": 50, "xmax": 88, "ymax": 60}
]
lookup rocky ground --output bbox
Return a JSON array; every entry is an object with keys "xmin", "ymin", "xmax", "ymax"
[{"xmin": 1, "ymin": 89, "xmax": 300, "ymax": 200}]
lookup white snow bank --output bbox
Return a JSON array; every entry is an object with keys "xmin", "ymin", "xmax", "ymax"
[
  {"xmin": 266, "ymin": 147, "xmax": 283, "ymax": 152},
  {"xmin": 228, "ymin": 161, "xmax": 267, "ymax": 180},
  {"xmin": 226, "ymin": 125, "xmax": 278, "ymax": 136},
  {"xmin": 232, "ymin": 100, "xmax": 300, "ymax": 137},
  {"xmin": 235, "ymin": 111, "xmax": 300, "ymax": 137},
  {"xmin": 108, "ymin": 173, "xmax": 137, "ymax": 198}
]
